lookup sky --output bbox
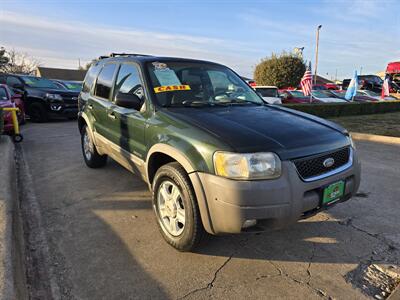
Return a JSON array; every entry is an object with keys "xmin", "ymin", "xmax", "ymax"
[{"xmin": 1, "ymin": 0, "xmax": 399, "ymax": 79}]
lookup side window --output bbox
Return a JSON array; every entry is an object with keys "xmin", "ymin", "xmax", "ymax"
[
  {"xmin": 0, "ymin": 75, "xmax": 6, "ymax": 84},
  {"xmin": 94, "ymin": 63, "xmax": 117, "ymax": 100},
  {"xmin": 114, "ymin": 64, "xmax": 144, "ymax": 101},
  {"xmin": 6, "ymin": 76, "xmax": 22, "ymax": 88},
  {"xmin": 0, "ymin": 87, "xmax": 8, "ymax": 101},
  {"xmin": 82, "ymin": 63, "xmax": 101, "ymax": 93}
]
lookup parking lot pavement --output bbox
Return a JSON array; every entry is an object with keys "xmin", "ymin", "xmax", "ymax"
[{"xmin": 19, "ymin": 121, "xmax": 400, "ymax": 299}]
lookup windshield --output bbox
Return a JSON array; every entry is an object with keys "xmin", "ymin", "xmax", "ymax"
[
  {"xmin": 21, "ymin": 76, "xmax": 60, "ymax": 89},
  {"xmin": 331, "ymin": 91, "xmax": 346, "ymax": 98},
  {"xmin": 312, "ymin": 90, "xmax": 331, "ymax": 98},
  {"xmin": 146, "ymin": 61, "xmax": 263, "ymax": 107},
  {"xmin": 361, "ymin": 90, "xmax": 379, "ymax": 96},
  {"xmin": 289, "ymin": 90, "xmax": 308, "ymax": 98},
  {"xmin": 255, "ymin": 87, "xmax": 278, "ymax": 97},
  {"xmin": 62, "ymin": 81, "xmax": 82, "ymax": 92}
]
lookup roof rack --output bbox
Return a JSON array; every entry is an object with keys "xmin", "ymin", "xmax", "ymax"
[{"xmin": 98, "ymin": 53, "xmax": 153, "ymax": 59}]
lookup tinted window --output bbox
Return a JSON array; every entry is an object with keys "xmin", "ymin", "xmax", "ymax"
[
  {"xmin": 114, "ymin": 64, "xmax": 144, "ymax": 101},
  {"xmin": 255, "ymin": 87, "xmax": 278, "ymax": 97},
  {"xmin": 6, "ymin": 76, "xmax": 22, "ymax": 88},
  {"xmin": 0, "ymin": 87, "xmax": 8, "ymax": 101},
  {"xmin": 94, "ymin": 63, "xmax": 117, "ymax": 99},
  {"xmin": 20, "ymin": 76, "xmax": 59, "ymax": 89},
  {"xmin": 82, "ymin": 63, "xmax": 101, "ymax": 93}
]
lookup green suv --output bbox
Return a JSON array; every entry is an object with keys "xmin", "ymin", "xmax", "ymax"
[{"xmin": 78, "ymin": 53, "xmax": 360, "ymax": 251}]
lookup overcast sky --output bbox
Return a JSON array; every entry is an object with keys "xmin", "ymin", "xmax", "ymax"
[{"xmin": 1, "ymin": 0, "xmax": 399, "ymax": 79}]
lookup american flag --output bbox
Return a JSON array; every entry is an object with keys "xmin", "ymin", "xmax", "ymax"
[{"xmin": 301, "ymin": 62, "xmax": 313, "ymax": 96}]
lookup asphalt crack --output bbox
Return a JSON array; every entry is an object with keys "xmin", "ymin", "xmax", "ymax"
[
  {"xmin": 177, "ymin": 254, "xmax": 234, "ymax": 299},
  {"xmin": 251, "ymin": 246, "xmax": 329, "ymax": 299}
]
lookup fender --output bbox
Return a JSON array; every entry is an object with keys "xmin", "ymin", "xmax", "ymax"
[
  {"xmin": 146, "ymin": 143, "xmax": 195, "ymax": 182},
  {"xmin": 78, "ymin": 112, "xmax": 100, "ymax": 152},
  {"xmin": 146, "ymin": 143, "xmax": 215, "ymax": 234}
]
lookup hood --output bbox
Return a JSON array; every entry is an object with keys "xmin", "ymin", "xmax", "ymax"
[
  {"xmin": 163, "ymin": 105, "xmax": 350, "ymax": 160},
  {"xmin": 316, "ymin": 97, "xmax": 347, "ymax": 103}
]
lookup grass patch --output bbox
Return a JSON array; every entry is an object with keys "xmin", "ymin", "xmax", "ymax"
[{"xmin": 329, "ymin": 112, "xmax": 400, "ymax": 137}]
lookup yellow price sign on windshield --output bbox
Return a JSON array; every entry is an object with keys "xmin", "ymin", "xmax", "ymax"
[{"xmin": 154, "ymin": 85, "xmax": 191, "ymax": 93}]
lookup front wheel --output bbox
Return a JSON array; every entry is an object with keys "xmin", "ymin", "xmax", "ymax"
[
  {"xmin": 153, "ymin": 162, "xmax": 204, "ymax": 251},
  {"xmin": 81, "ymin": 125, "xmax": 107, "ymax": 168}
]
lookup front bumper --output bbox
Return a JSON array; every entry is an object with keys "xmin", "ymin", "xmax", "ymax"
[
  {"xmin": 48, "ymin": 105, "xmax": 78, "ymax": 119},
  {"xmin": 190, "ymin": 149, "xmax": 361, "ymax": 235}
]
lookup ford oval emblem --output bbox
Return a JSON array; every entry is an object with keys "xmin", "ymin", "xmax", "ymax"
[{"xmin": 323, "ymin": 158, "xmax": 335, "ymax": 168}]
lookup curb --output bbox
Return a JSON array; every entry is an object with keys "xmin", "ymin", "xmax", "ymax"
[
  {"xmin": 0, "ymin": 136, "xmax": 17, "ymax": 299},
  {"xmin": 350, "ymin": 132, "xmax": 400, "ymax": 145}
]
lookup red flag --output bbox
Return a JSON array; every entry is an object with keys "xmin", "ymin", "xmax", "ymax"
[
  {"xmin": 381, "ymin": 75, "xmax": 390, "ymax": 100},
  {"xmin": 301, "ymin": 63, "xmax": 313, "ymax": 97}
]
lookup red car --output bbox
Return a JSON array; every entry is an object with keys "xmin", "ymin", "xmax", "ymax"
[
  {"xmin": 279, "ymin": 90, "xmax": 315, "ymax": 104},
  {"xmin": 0, "ymin": 84, "xmax": 25, "ymax": 134}
]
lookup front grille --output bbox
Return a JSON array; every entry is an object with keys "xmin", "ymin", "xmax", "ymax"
[{"xmin": 293, "ymin": 147, "xmax": 350, "ymax": 180}]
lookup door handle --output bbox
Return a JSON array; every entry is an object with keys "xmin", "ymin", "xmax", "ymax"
[
  {"xmin": 87, "ymin": 104, "xmax": 93, "ymax": 109},
  {"xmin": 107, "ymin": 112, "xmax": 116, "ymax": 119}
]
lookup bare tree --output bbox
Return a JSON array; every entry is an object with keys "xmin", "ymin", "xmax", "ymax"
[{"xmin": 0, "ymin": 48, "xmax": 41, "ymax": 74}]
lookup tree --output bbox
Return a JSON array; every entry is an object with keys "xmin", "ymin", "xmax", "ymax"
[
  {"xmin": 0, "ymin": 47, "xmax": 10, "ymax": 70},
  {"xmin": 253, "ymin": 52, "xmax": 306, "ymax": 88},
  {"xmin": 0, "ymin": 48, "xmax": 41, "ymax": 74},
  {"xmin": 79, "ymin": 59, "xmax": 98, "ymax": 71}
]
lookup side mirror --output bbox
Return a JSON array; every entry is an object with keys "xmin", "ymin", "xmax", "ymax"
[
  {"xmin": 115, "ymin": 92, "xmax": 142, "ymax": 110},
  {"xmin": 12, "ymin": 83, "xmax": 24, "ymax": 90}
]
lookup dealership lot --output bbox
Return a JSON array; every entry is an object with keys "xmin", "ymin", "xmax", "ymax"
[{"xmin": 18, "ymin": 121, "xmax": 400, "ymax": 299}]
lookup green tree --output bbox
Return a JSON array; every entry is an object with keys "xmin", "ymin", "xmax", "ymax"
[{"xmin": 253, "ymin": 52, "xmax": 306, "ymax": 88}]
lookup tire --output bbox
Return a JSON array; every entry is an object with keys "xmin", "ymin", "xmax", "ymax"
[
  {"xmin": 29, "ymin": 103, "xmax": 48, "ymax": 122},
  {"xmin": 81, "ymin": 125, "xmax": 107, "ymax": 168},
  {"xmin": 153, "ymin": 162, "xmax": 204, "ymax": 251}
]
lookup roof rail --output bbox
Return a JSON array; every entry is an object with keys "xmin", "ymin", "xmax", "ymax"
[{"xmin": 98, "ymin": 53, "xmax": 153, "ymax": 59}]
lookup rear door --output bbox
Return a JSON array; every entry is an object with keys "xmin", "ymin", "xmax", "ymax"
[
  {"xmin": 90, "ymin": 63, "xmax": 119, "ymax": 141},
  {"xmin": 108, "ymin": 62, "xmax": 147, "ymax": 160}
]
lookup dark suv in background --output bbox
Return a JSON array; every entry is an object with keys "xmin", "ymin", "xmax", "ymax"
[
  {"xmin": 342, "ymin": 75, "xmax": 383, "ymax": 93},
  {"xmin": 0, "ymin": 73, "xmax": 79, "ymax": 122}
]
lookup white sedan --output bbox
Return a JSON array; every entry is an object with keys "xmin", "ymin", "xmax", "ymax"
[
  {"xmin": 254, "ymin": 86, "xmax": 282, "ymax": 104},
  {"xmin": 311, "ymin": 90, "xmax": 348, "ymax": 103},
  {"xmin": 357, "ymin": 90, "xmax": 397, "ymax": 101}
]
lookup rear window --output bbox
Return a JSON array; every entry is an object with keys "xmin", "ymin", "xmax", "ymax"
[{"xmin": 255, "ymin": 87, "xmax": 278, "ymax": 97}]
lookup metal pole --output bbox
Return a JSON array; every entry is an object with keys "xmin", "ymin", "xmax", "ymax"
[{"xmin": 314, "ymin": 25, "xmax": 322, "ymax": 85}]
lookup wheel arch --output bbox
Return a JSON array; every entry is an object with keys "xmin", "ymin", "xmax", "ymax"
[{"xmin": 146, "ymin": 144, "xmax": 215, "ymax": 234}]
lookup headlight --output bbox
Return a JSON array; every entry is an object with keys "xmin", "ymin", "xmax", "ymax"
[
  {"xmin": 349, "ymin": 135, "xmax": 356, "ymax": 149},
  {"xmin": 213, "ymin": 151, "xmax": 281, "ymax": 180},
  {"xmin": 45, "ymin": 93, "xmax": 63, "ymax": 101}
]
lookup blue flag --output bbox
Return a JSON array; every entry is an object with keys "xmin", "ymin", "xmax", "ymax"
[{"xmin": 345, "ymin": 71, "xmax": 358, "ymax": 101}]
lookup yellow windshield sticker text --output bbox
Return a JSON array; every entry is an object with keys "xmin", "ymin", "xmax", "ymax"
[{"xmin": 154, "ymin": 85, "xmax": 191, "ymax": 93}]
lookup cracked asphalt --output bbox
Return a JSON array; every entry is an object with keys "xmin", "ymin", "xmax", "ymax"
[{"xmin": 19, "ymin": 121, "xmax": 400, "ymax": 299}]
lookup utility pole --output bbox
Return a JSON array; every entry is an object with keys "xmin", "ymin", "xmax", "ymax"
[
  {"xmin": 314, "ymin": 25, "xmax": 322, "ymax": 85},
  {"xmin": 335, "ymin": 69, "xmax": 338, "ymax": 82},
  {"xmin": 360, "ymin": 66, "xmax": 363, "ymax": 75},
  {"xmin": 78, "ymin": 58, "xmax": 81, "ymax": 69}
]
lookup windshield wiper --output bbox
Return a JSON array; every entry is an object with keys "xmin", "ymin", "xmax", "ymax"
[
  {"xmin": 163, "ymin": 100, "xmax": 213, "ymax": 108},
  {"xmin": 214, "ymin": 98, "xmax": 263, "ymax": 106}
]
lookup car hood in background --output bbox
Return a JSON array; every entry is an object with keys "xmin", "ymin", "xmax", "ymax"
[
  {"xmin": 314, "ymin": 97, "xmax": 347, "ymax": 103},
  {"xmin": 164, "ymin": 105, "xmax": 349, "ymax": 160},
  {"xmin": 261, "ymin": 96, "xmax": 282, "ymax": 104}
]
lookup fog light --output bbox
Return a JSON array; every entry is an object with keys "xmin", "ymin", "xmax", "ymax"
[
  {"xmin": 242, "ymin": 219, "xmax": 257, "ymax": 229},
  {"xmin": 50, "ymin": 104, "xmax": 62, "ymax": 111}
]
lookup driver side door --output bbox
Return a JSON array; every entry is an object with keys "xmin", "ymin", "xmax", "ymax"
[{"xmin": 108, "ymin": 63, "xmax": 147, "ymax": 161}]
